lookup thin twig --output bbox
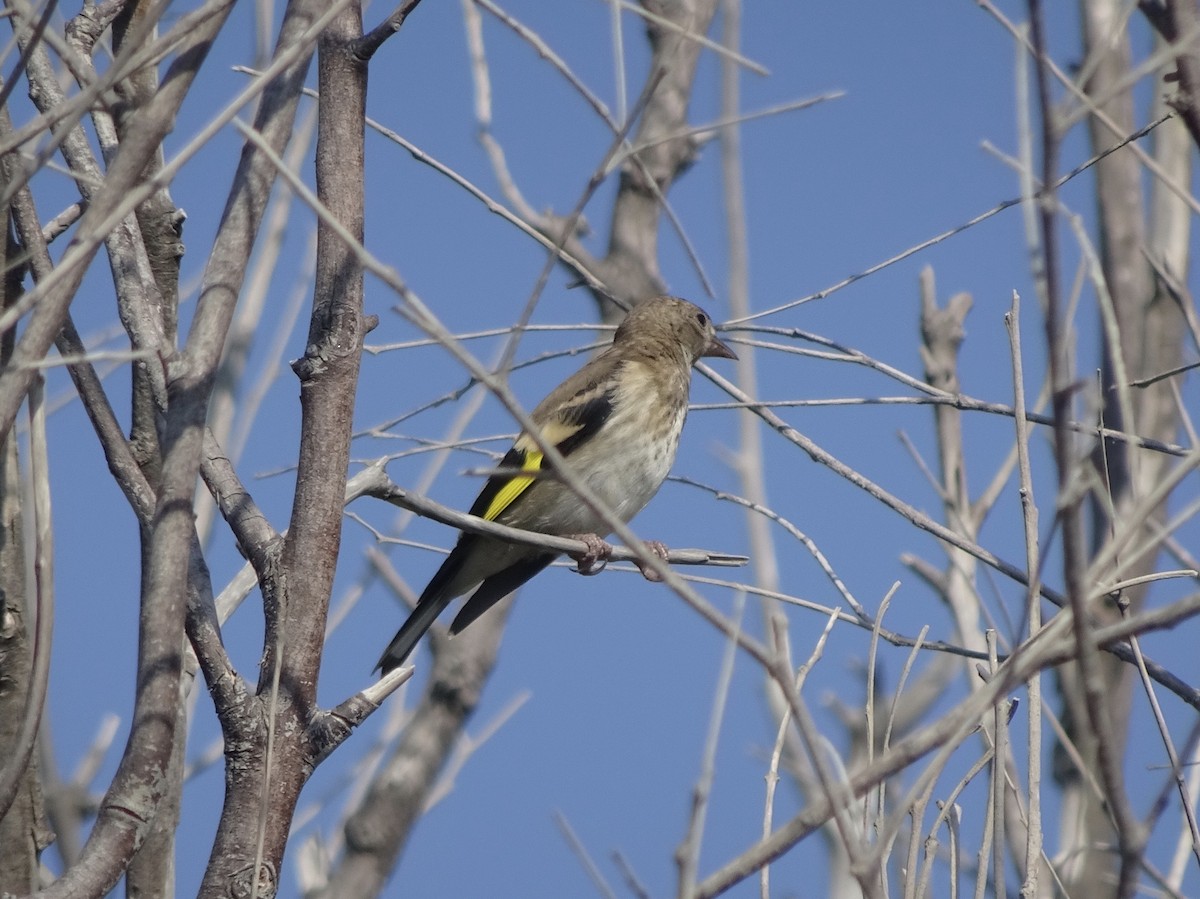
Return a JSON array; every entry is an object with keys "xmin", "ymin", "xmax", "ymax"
[
  {"xmin": 1120, "ymin": 597, "xmax": 1200, "ymax": 870},
  {"xmin": 608, "ymin": 92, "xmax": 844, "ymax": 172},
  {"xmin": 675, "ymin": 592, "xmax": 745, "ymax": 897},
  {"xmin": 987, "ymin": 632, "xmax": 1007, "ymax": 899},
  {"xmin": 914, "ymin": 750, "xmax": 994, "ymax": 899},
  {"xmin": 692, "ymin": 388, "xmax": 1188, "ymax": 458},
  {"xmin": 1006, "ymin": 291, "xmax": 1043, "ymax": 895},
  {"xmin": 760, "ymin": 609, "xmax": 838, "ymax": 899},
  {"xmin": 671, "ymin": 475, "xmax": 867, "ymax": 619},
  {"xmin": 555, "ymin": 811, "xmax": 619, "ymax": 899},
  {"xmin": 602, "ymin": 0, "xmax": 768, "ymax": 74},
  {"xmin": 727, "ymin": 111, "xmax": 1173, "ymax": 326},
  {"xmin": 356, "ymin": 464, "xmax": 747, "ymax": 569},
  {"xmin": 864, "ymin": 587, "xmax": 893, "ymax": 835}
]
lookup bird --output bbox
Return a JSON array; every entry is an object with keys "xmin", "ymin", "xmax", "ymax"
[{"xmin": 376, "ymin": 295, "xmax": 737, "ymax": 675}]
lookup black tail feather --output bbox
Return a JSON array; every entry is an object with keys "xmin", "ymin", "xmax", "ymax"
[
  {"xmin": 375, "ymin": 537, "xmax": 477, "ymax": 674},
  {"xmin": 449, "ymin": 554, "xmax": 556, "ymax": 635},
  {"xmin": 375, "ymin": 592, "xmax": 452, "ymax": 675}
]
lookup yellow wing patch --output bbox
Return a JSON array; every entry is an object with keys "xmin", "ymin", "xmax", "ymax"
[{"xmin": 483, "ymin": 449, "xmax": 544, "ymax": 521}]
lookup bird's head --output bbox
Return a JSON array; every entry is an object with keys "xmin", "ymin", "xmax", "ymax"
[{"xmin": 615, "ymin": 295, "xmax": 738, "ymax": 366}]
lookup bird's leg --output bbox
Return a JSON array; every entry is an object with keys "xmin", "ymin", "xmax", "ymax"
[
  {"xmin": 568, "ymin": 533, "xmax": 613, "ymax": 575},
  {"xmin": 634, "ymin": 540, "xmax": 670, "ymax": 582}
]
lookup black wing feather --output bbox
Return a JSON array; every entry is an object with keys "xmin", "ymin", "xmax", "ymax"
[
  {"xmin": 443, "ymin": 389, "xmax": 615, "ymax": 639},
  {"xmin": 467, "ymin": 386, "xmax": 616, "ymax": 520},
  {"xmin": 553, "ymin": 389, "xmax": 615, "ymax": 457},
  {"xmin": 467, "ymin": 445, "xmax": 528, "ymax": 519}
]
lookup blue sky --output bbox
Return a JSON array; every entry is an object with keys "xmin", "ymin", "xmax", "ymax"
[{"xmin": 32, "ymin": 1, "xmax": 1200, "ymax": 896}]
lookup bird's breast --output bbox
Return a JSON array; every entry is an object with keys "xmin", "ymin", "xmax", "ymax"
[
  {"xmin": 572, "ymin": 360, "xmax": 688, "ymax": 523},
  {"xmin": 510, "ymin": 359, "xmax": 691, "ymax": 536}
]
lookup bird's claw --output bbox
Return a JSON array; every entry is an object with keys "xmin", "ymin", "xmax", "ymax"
[
  {"xmin": 569, "ymin": 533, "xmax": 613, "ymax": 575},
  {"xmin": 635, "ymin": 540, "xmax": 670, "ymax": 582}
]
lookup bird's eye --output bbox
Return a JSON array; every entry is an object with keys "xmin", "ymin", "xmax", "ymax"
[{"xmin": 696, "ymin": 311, "xmax": 708, "ymax": 327}]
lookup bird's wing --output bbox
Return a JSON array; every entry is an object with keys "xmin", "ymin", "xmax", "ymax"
[{"xmin": 469, "ymin": 381, "xmax": 617, "ymax": 524}]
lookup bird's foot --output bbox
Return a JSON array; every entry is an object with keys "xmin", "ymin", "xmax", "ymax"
[
  {"xmin": 635, "ymin": 540, "xmax": 670, "ymax": 582},
  {"xmin": 569, "ymin": 533, "xmax": 613, "ymax": 575}
]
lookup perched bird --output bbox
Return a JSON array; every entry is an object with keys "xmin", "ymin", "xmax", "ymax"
[{"xmin": 376, "ymin": 296, "xmax": 736, "ymax": 675}]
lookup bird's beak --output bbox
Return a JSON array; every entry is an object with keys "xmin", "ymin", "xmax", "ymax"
[{"xmin": 703, "ymin": 334, "xmax": 738, "ymax": 360}]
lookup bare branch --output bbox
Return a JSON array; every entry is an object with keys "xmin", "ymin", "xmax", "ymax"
[
  {"xmin": 350, "ymin": 0, "xmax": 424, "ymax": 62},
  {"xmin": 357, "ymin": 463, "xmax": 747, "ymax": 571}
]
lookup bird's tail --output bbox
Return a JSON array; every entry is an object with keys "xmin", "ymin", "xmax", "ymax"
[
  {"xmin": 375, "ymin": 537, "xmax": 480, "ymax": 675},
  {"xmin": 375, "ymin": 592, "xmax": 452, "ymax": 675}
]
